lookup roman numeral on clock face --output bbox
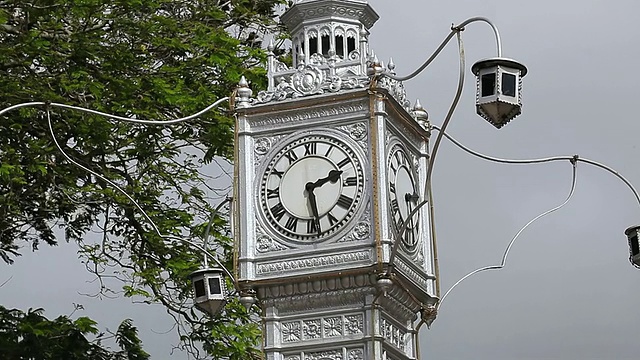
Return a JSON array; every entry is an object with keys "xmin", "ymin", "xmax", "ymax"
[
  {"xmin": 344, "ymin": 177, "xmax": 357, "ymax": 187},
  {"xmin": 337, "ymin": 157, "xmax": 351, "ymax": 169},
  {"xmin": 336, "ymin": 194, "xmax": 354, "ymax": 209},
  {"xmin": 304, "ymin": 142, "xmax": 317, "ymax": 156},
  {"xmin": 395, "ymin": 151, "xmax": 405, "ymax": 165},
  {"xmin": 267, "ymin": 188, "xmax": 279, "ymax": 199},
  {"xmin": 390, "ymin": 199, "xmax": 400, "ymax": 215},
  {"xmin": 284, "ymin": 150, "xmax": 298, "ymax": 165},
  {"xmin": 284, "ymin": 216, "xmax": 298, "ymax": 231},
  {"xmin": 327, "ymin": 212, "xmax": 339, "ymax": 226},
  {"xmin": 307, "ymin": 218, "xmax": 319, "ymax": 234},
  {"xmin": 270, "ymin": 202, "xmax": 286, "ymax": 221},
  {"xmin": 405, "ymin": 228, "xmax": 416, "ymax": 247}
]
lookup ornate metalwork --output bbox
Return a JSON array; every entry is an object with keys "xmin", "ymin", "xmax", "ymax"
[
  {"xmin": 255, "ymin": 234, "xmax": 289, "ymax": 254},
  {"xmin": 380, "ymin": 317, "xmax": 407, "ymax": 351},
  {"xmin": 377, "ymin": 75, "xmax": 411, "ymax": 112},
  {"xmin": 256, "ymin": 249, "xmax": 372, "ymax": 276},
  {"xmin": 256, "ymin": 62, "xmax": 370, "ymax": 104}
]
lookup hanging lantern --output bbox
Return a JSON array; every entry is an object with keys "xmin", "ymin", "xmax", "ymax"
[
  {"xmin": 624, "ymin": 226, "xmax": 640, "ymax": 268},
  {"xmin": 189, "ymin": 268, "xmax": 228, "ymax": 316},
  {"xmin": 472, "ymin": 57, "xmax": 528, "ymax": 129}
]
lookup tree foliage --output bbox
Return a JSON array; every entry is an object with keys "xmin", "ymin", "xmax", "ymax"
[
  {"xmin": 0, "ymin": 0, "xmax": 285, "ymax": 358},
  {"xmin": 0, "ymin": 306, "xmax": 149, "ymax": 360}
]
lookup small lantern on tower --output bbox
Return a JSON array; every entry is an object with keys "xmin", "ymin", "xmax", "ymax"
[
  {"xmin": 472, "ymin": 57, "xmax": 528, "ymax": 129},
  {"xmin": 189, "ymin": 268, "xmax": 228, "ymax": 316},
  {"xmin": 624, "ymin": 226, "xmax": 640, "ymax": 268}
]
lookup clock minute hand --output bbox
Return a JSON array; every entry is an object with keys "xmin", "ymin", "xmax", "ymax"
[{"xmin": 309, "ymin": 169, "xmax": 343, "ymax": 190}]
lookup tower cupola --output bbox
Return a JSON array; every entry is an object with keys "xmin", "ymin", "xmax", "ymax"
[
  {"xmin": 256, "ymin": 0, "xmax": 380, "ymax": 103},
  {"xmin": 281, "ymin": 0, "xmax": 379, "ymax": 71}
]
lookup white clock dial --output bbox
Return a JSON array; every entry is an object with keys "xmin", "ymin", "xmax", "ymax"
[
  {"xmin": 260, "ymin": 134, "xmax": 365, "ymax": 241},
  {"xmin": 388, "ymin": 144, "xmax": 420, "ymax": 250}
]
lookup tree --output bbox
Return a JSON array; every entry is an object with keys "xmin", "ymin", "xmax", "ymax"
[
  {"xmin": 0, "ymin": 0, "xmax": 286, "ymax": 358},
  {"xmin": 0, "ymin": 306, "xmax": 149, "ymax": 360}
]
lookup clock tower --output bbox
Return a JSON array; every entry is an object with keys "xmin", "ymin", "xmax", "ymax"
[{"xmin": 232, "ymin": 1, "xmax": 438, "ymax": 359}]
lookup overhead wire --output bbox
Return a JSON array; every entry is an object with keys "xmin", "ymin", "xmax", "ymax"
[
  {"xmin": 42, "ymin": 101, "xmax": 237, "ymax": 287},
  {"xmin": 437, "ymin": 158, "xmax": 578, "ymax": 311},
  {"xmin": 0, "ymin": 97, "xmax": 229, "ymax": 124},
  {"xmin": 429, "ymin": 125, "xmax": 640, "ymax": 310},
  {"xmin": 376, "ymin": 16, "xmax": 640, "ymax": 345}
]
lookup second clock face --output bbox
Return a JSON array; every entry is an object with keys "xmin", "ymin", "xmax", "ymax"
[
  {"xmin": 260, "ymin": 134, "xmax": 365, "ymax": 241},
  {"xmin": 388, "ymin": 144, "xmax": 420, "ymax": 251}
]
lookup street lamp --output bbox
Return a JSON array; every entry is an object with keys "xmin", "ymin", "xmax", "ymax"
[
  {"xmin": 189, "ymin": 268, "xmax": 228, "ymax": 316},
  {"xmin": 625, "ymin": 226, "xmax": 640, "ymax": 268},
  {"xmin": 0, "ymin": 99, "xmax": 238, "ymax": 318},
  {"xmin": 472, "ymin": 57, "xmax": 528, "ymax": 128}
]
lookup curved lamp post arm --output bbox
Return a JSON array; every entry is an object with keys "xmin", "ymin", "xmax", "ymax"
[
  {"xmin": 387, "ymin": 31, "xmax": 466, "ymax": 269},
  {"xmin": 381, "ymin": 17, "xmax": 501, "ymax": 82},
  {"xmin": 202, "ymin": 197, "xmax": 232, "ymax": 269}
]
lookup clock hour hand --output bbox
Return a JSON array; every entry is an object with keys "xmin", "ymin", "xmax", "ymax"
[
  {"xmin": 308, "ymin": 169, "xmax": 343, "ymax": 191},
  {"xmin": 404, "ymin": 192, "xmax": 418, "ymax": 243},
  {"xmin": 404, "ymin": 192, "xmax": 419, "ymax": 203},
  {"xmin": 305, "ymin": 183, "xmax": 322, "ymax": 235}
]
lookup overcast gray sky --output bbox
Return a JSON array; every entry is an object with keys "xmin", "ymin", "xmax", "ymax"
[
  {"xmin": 4, "ymin": 1, "xmax": 640, "ymax": 359},
  {"xmin": 367, "ymin": 0, "xmax": 640, "ymax": 359}
]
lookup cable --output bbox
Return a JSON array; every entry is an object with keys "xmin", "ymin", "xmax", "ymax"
[
  {"xmin": 427, "ymin": 125, "xmax": 640, "ymax": 310},
  {"xmin": 45, "ymin": 107, "xmax": 237, "ymax": 286},
  {"xmin": 431, "ymin": 125, "xmax": 640, "ymax": 209},
  {"xmin": 437, "ymin": 160, "xmax": 578, "ymax": 311},
  {"xmin": 1, "ymin": 97, "xmax": 229, "ymax": 125}
]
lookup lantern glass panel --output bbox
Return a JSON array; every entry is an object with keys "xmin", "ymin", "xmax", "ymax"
[
  {"xmin": 208, "ymin": 277, "xmax": 222, "ymax": 295},
  {"xmin": 194, "ymin": 279, "xmax": 206, "ymax": 298},
  {"xmin": 502, "ymin": 73, "xmax": 517, "ymax": 97},
  {"xmin": 631, "ymin": 234, "xmax": 640, "ymax": 256},
  {"xmin": 481, "ymin": 73, "xmax": 496, "ymax": 97}
]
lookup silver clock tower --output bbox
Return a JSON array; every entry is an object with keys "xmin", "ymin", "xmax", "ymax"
[{"xmin": 232, "ymin": 1, "xmax": 438, "ymax": 359}]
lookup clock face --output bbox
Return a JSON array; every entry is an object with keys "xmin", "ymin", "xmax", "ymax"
[
  {"xmin": 388, "ymin": 144, "xmax": 420, "ymax": 251},
  {"xmin": 260, "ymin": 134, "xmax": 365, "ymax": 241}
]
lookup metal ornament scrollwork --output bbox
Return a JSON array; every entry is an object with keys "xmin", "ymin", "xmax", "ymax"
[
  {"xmin": 337, "ymin": 221, "xmax": 370, "ymax": 243},
  {"xmin": 291, "ymin": 64, "xmax": 325, "ymax": 96},
  {"xmin": 303, "ymin": 319, "xmax": 322, "ymax": 340},
  {"xmin": 336, "ymin": 123, "xmax": 368, "ymax": 152},
  {"xmin": 283, "ymin": 321, "xmax": 302, "ymax": 343},
  {"xmin": 344, "ymin": 314, "xmax": 364, "ymax": 335},
  {"xmin": 256, "ymin": 234, "xmax": 289, "ymax": 254},
  {"xmin": 256, "ymin": 62, "xmax": 370, "ymax": 105},
  {"xmin": 348, "ymin": 123, "xmax": 367, "ymax": 141},
  {"xmin": 307, "ymin": 350, "xmax": 342, "ymax": 360},
  {"xmin": 324, "ymin": 317, "xmax": 343, "ymax": 338},
  {"xmin": 380, "ymin": 318, "xmax": 407, "ymax": 351},
  {"xmin": 377, "ymin": 76, "xmax": 411, "ymax": 112},
  {"xmin": 347, "ymin": 349, "xmax": 364, "ymax": 360},
  {"xmin": 254, "ymin": 137, "xmax": 271, "ymax": 155}
]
